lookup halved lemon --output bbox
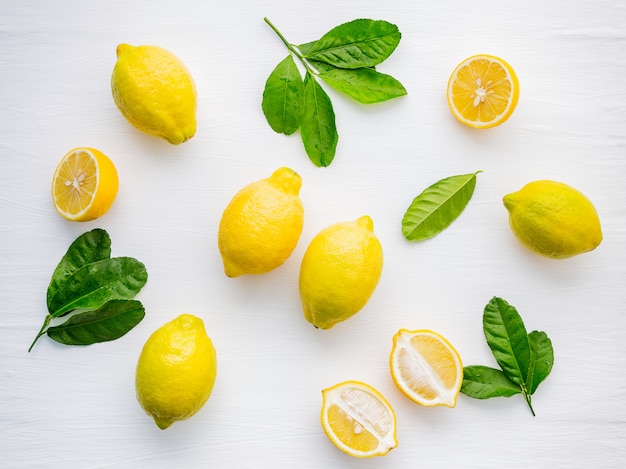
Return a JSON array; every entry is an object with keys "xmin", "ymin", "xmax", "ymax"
[
  {"xmin": 390, "ymin": 329, "xmax": 463, "ymax": 407},
  {"xmin": 446, "ymin": 54, "xmax": 519, "ymax": 129},
  {"xmin": 321, "ymin": 380, "xmax": 397, "ymax": 458},
  {"xmin": 52, "ymin": 147, "xmax": 119, "ymax": 221}
]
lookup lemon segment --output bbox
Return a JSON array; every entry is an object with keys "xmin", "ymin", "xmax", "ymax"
[
  {"xmin": 218, "ymin": 167, "xmax": 304, "ymax": 277},
  {"xmin": 447, "ymin": 54, "xmax": 519, "ymax": 129},
  {"xmin": 111, "ymin": 43, "xmax": 197, "ymax": 144},
  {"xmin": 503, "ymin": 180, "xmax": 602, "ymax": 259},
  {"xmin": 136, "ymin": 314, "xmax": 217, "ymax": 430},
  {"xmin": 321, "ymin": 380, "xmax": 397, "ymax": 458},
  {"xmin": 51, "ymin": 147, "xmax": 118, "ymax": 222},
  {"xmin": 390, "ymin": 329, "xmax": 463, "ymax": 407},
  {"xmin": 299, "ymin": 215, "xmax": 383, "ymax": 329}
]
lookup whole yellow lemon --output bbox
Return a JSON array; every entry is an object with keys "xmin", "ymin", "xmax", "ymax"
[
  {"xmin": 218, "ymin": 167, "xmax": 304, "ymax": 277},
  {"xmin": 503, "ymin": 180, "xmax": 602, "ymax": 259},
  {"xmin": 299, "ymin": 216, "xmax": 383, "ymax": 329},
  {"xmin": 136, "ymin": 314, "xmax": 217, "ymax": 429},
  {"xmin": 111, "ymin": 44, "xmax": 197, "ymax": 144}
]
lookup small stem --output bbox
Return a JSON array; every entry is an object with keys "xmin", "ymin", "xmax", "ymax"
[
  {"xmin": 264, "ymin": 17, "xmax": 316, "ymax": 76},
  {"xmin": 28, "ymin": 315, "xmax": 51, "ymax": 352},
  {"xmin": 523, "ymin": 390, "xmax": 536, "ymax": 417},
  {"xmin": 264, "ymin": 17, "xmax": 293, "ymax": 52}
]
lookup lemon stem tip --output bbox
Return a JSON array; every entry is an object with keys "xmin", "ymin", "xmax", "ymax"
[{"xmin": 154, "ymin": 419, "xmax": 173, "ymax": 430}]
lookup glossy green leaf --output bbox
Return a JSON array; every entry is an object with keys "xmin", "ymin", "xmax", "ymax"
[
  {"xmin": 483, "ymin": 297, "xmax": 531, "ymax": 387},
  {"xmin": 402, "ymin": 172, "xmax": 481, "ymax": 241},
  {"xmin": 297, "ymin": 41, "xmax": 316, "ymax": 56},
  {"xmin": 526, "ymin": 330, "xmax": 554, "ymax": 394},
  {"xmin": 462, "ymin": 297, "xmax": 553, "ymax": 416},
  {"xmin": 47, "ymin": 229, "xmax": 111, "ymax": 308},
  {"xmin": 308, "ymin": 58, "xmax": 339, "ymax": 74},
  {"xmin": 300, "ymin": 73, "xmax": 338, "ymax": 167},
  {"xmin": 319, "ymin": 67, "xmax": 406, "ymax": 104},
  {"xmin": 47, "ymin": 257, "xmax": 148, "ymax": 317},
  {"xmin": 46, "ymin": 299, "xmax": 145, "ymax": 346},
  {"xmin": 461, "ymin": 365, "xmax": 521, "ymax": 399},
  {"xmin": 303, "ymin": 53, "xmax": 377, "ymax": 75},
  {"xmin": 262, "ymin": 55, "xmax": 304, "ymax": 135},
  {"xmin": 304, "ymin": 19, "xmax": 401, "ymax": 69}
]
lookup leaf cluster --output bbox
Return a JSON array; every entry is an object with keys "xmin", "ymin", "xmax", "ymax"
[
  {"xmin": 262, "ymin": 17, "xmax": 407, "ymax": 167},
  {"xmin": 461, "ymin": 297, "xmax": 554, "ymax": 416},
  {"xmin": 29, "ymin": 229, "xmax": 148, "ymax": 351}
]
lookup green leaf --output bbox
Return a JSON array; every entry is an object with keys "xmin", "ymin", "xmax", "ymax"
[
  {"xmin": 304, "ymin": 19, "xmax": 401, "ymax": 69},
  {"xmin": 300, "ymin": 73, "xmax": 338, "ymax": 167},
  {"xmin": 297, "ymin": 41, "xmax": 317, "ymax": 56},
  {"xmin": 402, "ymin": 172, "xmax": 481, "ymax": 241},
  {"xmin": 47, "ymin": 257, "xmax": 148, "ymax": 317},
  {"xmin": 46, "ymin": 299, "xmax": 145, "ymax": 346},
  {"xmin": 262, "ymin": 55, "xmax": 304, "ymax": 135},
  {"xmin": 308, "ymin": 58, "xmax": 338, "ymax": 74},
  {"xmin": 526, "ymin": 330, "xmax": 554, "ymax": 394},
  {"xmin": 461, "ymin": 365, "xmax": 522, "ymax": 399},
  {"xmin": 318, "ymin": 67, "xmax": 406, "ymax": 104},
  {"xmin": 47, "ymin": 229, "xmax": 111, "ymax": 309},
  {"xmin": 305, "ymin": 55, "xmax": 377, "ymax": 75},
  {"xmin": 483, "ymin": 297, "xmax": 531, "ymax": 387}
]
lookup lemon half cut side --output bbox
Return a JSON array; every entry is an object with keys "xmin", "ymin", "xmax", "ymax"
[
  {"xmin": 390, "ymin": 329, "xmax": 463, "ymax": 407},
  {"xmin": 51, "ymin": 147, "xmax": 119, "ymax": 222},
  {"xmin": 447, "ymin": 54, "xmax": 519, "ymax": 129},
  {"xmin": 321, "ymin": 380, "xmax": 397, "ymax": 458}
]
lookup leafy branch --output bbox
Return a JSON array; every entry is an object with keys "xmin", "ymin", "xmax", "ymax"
[
  {"xmin": 262, "ymin": 17, "xmax": 407, "ymax": 167},
  {"xmin": 461, "ymin": 297, "xmax": 554, "ymax": 416},
  {"xmin": 29, "ymin": 229, "xmax": 147, "ymax": 352}
]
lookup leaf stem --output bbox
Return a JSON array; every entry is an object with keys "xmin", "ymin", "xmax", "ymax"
[
  {"xmin": 28, "ymin": 314, "xmax": 52, "ymax": 352},
  {"xmin": 522, "ymin": 388, "xmax": 536, "ymax": 416},
  {"xmin": 264, "ymin": 18, "xmax": 293, "ymax": 51},
  {"xmin": 264, "ymin": 17, "xmax": 316, "ymax": 76}
]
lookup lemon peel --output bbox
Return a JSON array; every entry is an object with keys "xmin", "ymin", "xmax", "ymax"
[
  {"xmin": 299, "ymin": 215, "xmax": 383, "ymax": 329},
  {"xmin": 503, "ymin": 180, "xmax": 602, "ymax": 259},
  {"xmin": 218, "ymin": 167, "xmax": 304, "ymax": 277},
  {"xmin": 136, "ymin": 314, "xmax": 217, "ymax": 429},
  {"xmin": 111, "ymin": 44, "xmax": 197, "ymax": 144}
]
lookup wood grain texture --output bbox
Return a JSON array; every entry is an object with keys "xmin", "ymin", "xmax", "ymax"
[{"xmin": 1, "ymin": 0, "xmax": 625, "ymax": 468}]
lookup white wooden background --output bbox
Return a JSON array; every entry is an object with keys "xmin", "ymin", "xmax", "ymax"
[{"xmin": 1, "ymin": 1, "xmax": 625, "ymax": 467}]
